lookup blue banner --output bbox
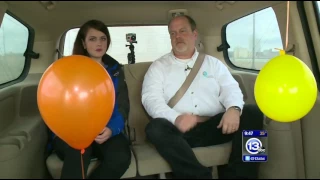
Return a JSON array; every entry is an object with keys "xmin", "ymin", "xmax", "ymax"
[
  {"xmin": 243, "ymin": 155, "xmax": 268, "ymax": 162},
  {"xmin": 242, "ymin": 130, "xmax": 268, "ymax": 137}
]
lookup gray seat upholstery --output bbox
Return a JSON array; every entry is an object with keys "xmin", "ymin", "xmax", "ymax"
[
  {"xmin": 123, "ymin": 62, "xmax": 235, "ymax": 177},
  {"xmin": 132, "ymin": 142, "xmax": 232, "ymax": 176},
  {"xmin": 46, "ymin": 150, "xmax": 137, "ymax": 179}
]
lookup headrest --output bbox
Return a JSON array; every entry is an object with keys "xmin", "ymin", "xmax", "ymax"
[{"xmin": 196, "ymin": 33, "xmax": 204, "ymax": 53}]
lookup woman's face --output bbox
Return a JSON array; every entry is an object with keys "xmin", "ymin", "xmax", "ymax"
[{"xmin": 82, "ymin": 28, "xmax": 108, "ymax": 60}]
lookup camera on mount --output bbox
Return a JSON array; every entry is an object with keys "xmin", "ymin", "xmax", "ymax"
[
  {"xmin": 126, "ymin": 33, "xmax": 137, "ymax": 43},
  {"xmin": 126, "ymin": 33, "xmax": 137, "ymax": 64}
]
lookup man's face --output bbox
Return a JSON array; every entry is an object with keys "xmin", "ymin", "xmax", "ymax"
[{"xmin": 168, "ymin": 17, "xmax": 197, "ymax": 56}]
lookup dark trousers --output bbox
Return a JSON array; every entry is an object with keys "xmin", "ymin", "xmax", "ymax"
[
  {"xmin": 145, "ymin": 104, "xmax": 264, "ymax": 179},
  {"xmin": 53, "ymin": 133, "xmax": 131, "ymax": 179}
]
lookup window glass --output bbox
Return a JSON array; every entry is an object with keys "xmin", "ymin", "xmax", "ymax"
[
  {"xmin": 226, "ymin": 7, "xmax": 283, "ymax": 70},
  {"xmin": 63, "ymin": 26, "xmax": 172, "ymax": 64},
  {"xmin": 0, "ymin": 13, "xmax": 29, "ymax": 84}
]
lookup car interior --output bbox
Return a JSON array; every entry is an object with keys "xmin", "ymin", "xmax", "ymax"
[{"xmin": 0, "ymin": 1, "xmax": 320, "ymax": 179}]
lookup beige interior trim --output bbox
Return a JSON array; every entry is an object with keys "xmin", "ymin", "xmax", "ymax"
[
  {"xmin": 287, "ymin": 2, "xmax": 313, "ymax": 68},
  {"xmin": 0, "ymin": 1, "xmax": 8, "ymax": 26},
  {"xmin": 299, "ymin": 1, "xmax": 320, "ymax": 179},
  {"xmin": 304, "ymin": 1, "xmax": 320, "ymax": 71}
]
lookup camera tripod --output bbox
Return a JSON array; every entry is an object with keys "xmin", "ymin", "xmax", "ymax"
[{"xmin": 126, "ymin": 42, "xmax": 137, "ymax": 64}]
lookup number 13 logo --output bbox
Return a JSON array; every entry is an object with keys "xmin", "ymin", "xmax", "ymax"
[{"xmin": 245, "ymin": 138, "xmax": 262, "ymax": 154}]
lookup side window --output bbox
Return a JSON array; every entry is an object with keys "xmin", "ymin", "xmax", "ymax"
[
  {"xmin": 63, "ymin": 26, "xmax": 172, "ymax": 64},
  {"xmin": 224, "ymin": 7, "xmax": 283, "ymax": 70},
  {"xmin": 0, "ymin": 12, "xmax": 31, "ymax": 86}
]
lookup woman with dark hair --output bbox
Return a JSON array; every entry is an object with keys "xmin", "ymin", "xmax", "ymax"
[{"xmin": 51, "ymin": 19, "xmax": 131, "ymax": 179}]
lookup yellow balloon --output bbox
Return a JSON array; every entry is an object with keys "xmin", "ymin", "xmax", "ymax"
[{"xmin": 254, "ymin": 54, "xmax": 317, "ymax": 122}]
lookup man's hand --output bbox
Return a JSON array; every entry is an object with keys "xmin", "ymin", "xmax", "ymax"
[
  {"xmin": 175, "ymin": 114, "xmax": 198, "ymax": 133},
  {"xmin": 95, "ymin": 127, "xmax": 112, "ymax": 144},
  {"xmin": 217, "ymin": 108, "xmax": 240, "ymax": 134}
]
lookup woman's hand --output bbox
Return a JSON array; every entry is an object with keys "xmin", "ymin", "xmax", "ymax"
[{"xmin": 95, "ymin": 127, "xmax": 112, "ymax": 144}]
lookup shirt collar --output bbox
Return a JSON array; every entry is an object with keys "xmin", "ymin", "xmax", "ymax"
[
  {"xmin": 170, "ymin": 47, "xmax": 199, "ymax": 61},
  {"xmin": 170, "ymin": 47, "xmax": 199, "ymax": 64}
]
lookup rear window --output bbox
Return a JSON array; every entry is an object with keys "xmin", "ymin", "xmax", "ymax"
[{"xmin": 63, "ymin": 26, "xmax": 172, "ymax": 64}]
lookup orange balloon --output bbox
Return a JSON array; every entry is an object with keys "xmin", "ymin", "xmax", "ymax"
[{"xmin": 37, "ymin": 55, "xmax": 115, "ymax": 150}]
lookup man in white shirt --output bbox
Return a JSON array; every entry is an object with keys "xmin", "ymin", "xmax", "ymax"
[{"xmin": 141, "ymin": 15, "xmax": 264, "ymax": 179}]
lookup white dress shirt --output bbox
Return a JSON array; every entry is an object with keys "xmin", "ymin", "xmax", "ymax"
[{"xmin": 141, "ymin": 49, "xmax": 244, "ymax": 124}]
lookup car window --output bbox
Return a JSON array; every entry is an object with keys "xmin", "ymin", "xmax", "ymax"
[
  {"xmin": 63, "ymin": 26, "xmax": 172, "ymax": 64},
  {"xmin": 225, "ymin": 7, "xmax": 283, "ymax": 70},
  {"xmin": 0, "ymin": 12, "xmax": 30, "ymax": 85}
]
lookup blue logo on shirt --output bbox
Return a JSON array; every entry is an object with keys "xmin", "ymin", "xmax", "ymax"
[
  {"xmin": 203, "ymin": 71, "xmax": 208, "ymax": 77},
  {"xmin": 203, "ymin": 71, "xmax": 214, "ymax": 78}
]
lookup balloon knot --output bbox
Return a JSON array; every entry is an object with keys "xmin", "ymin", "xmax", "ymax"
[
  {"xmin": 274, "ymin": 48, "xmax": 286, "ymax": 55},
  {"xmin": 81, "ymin": 149, "xmax": 85, "ymax": 154}
]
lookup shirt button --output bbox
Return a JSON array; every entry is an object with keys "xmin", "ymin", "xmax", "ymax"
[
  {"xmin": 195, "ymin": 105, "xmax": 197, "ymax": 107},
  {"xmin": 191, "ymin": 92, "xmax": 194, "ymax": 94}
]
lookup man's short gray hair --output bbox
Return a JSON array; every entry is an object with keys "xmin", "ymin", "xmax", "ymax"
[{"xmin": 168, "ymin": 15, "xmax": 197, "ymax": 31}]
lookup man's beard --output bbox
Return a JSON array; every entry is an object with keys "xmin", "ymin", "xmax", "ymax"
[{"xmin": 174, "ymin": 42, "xmax": 188, "ymax": 53}]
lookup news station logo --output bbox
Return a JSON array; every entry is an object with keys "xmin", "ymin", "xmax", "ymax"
[
  {"xmin": 245, "ymin": 138, "xmax": 266, "ymax": 155},
  {"xmin": 242, "ymin": 130, "xmax": 268, "ymax": 162}
]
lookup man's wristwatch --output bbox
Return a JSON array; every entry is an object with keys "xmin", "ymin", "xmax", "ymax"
[{"xmin": 229, "ymin": 106, "xmax": 241, "ymax": 112}]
